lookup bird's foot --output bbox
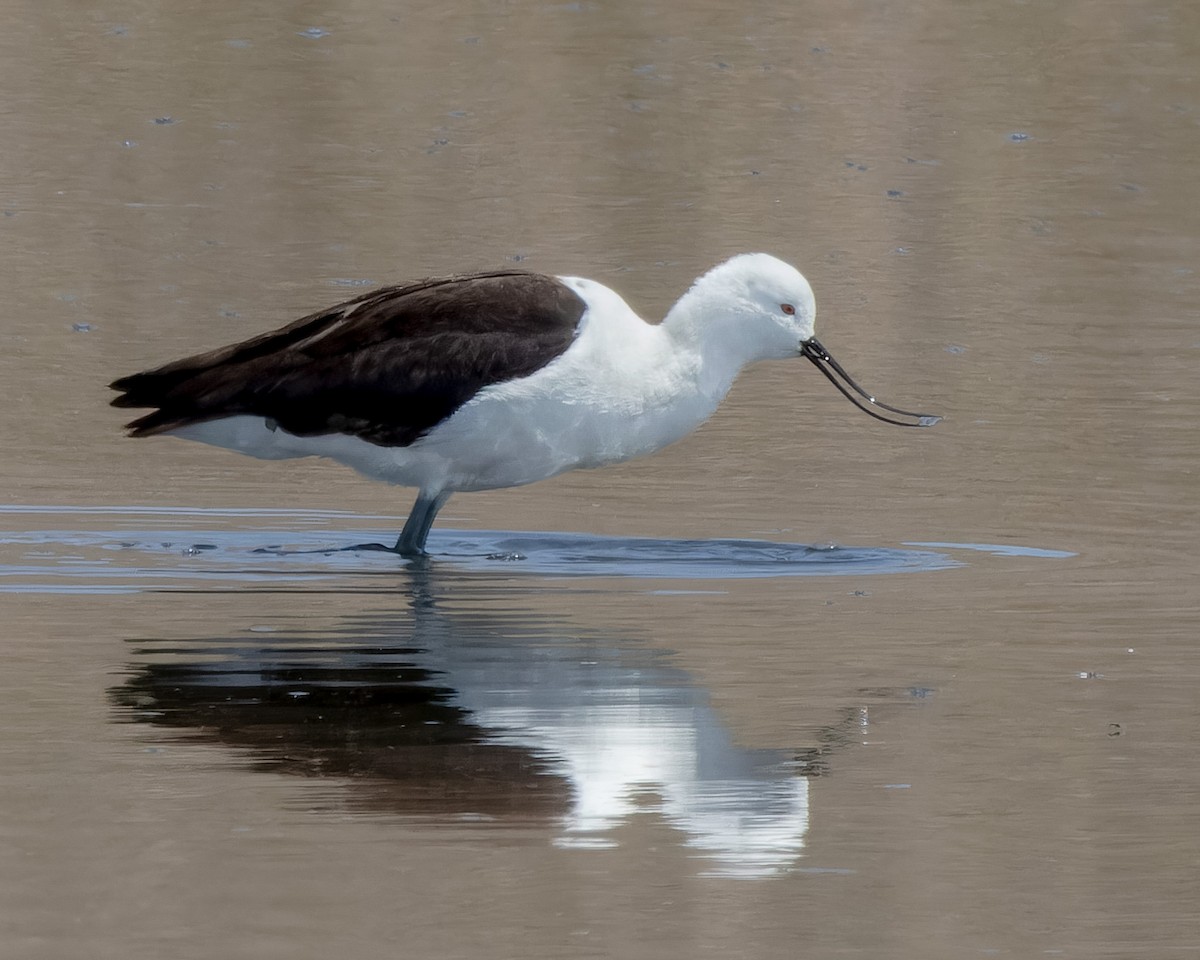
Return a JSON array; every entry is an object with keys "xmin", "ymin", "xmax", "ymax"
[{"xmin": 345, "ymin": 541, "xmax": 430, "ymax": 562}]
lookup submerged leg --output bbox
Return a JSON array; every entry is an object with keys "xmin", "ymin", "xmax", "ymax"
[{"xmin": 394, "ymin": 491, "xmax": 451, "ymax": 557}]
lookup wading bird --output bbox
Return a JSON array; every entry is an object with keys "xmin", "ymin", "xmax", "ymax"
[{"xmin": 111, "ymin": 253, "xmax": 938, "ymax": 555}]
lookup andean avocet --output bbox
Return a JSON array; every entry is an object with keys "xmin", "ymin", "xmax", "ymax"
[{"xmin": 110, "ymin": 253, "xmax": 940, "ymax": 555}]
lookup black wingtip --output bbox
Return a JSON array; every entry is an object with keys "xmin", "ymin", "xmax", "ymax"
[
  {"xmin": 109, "ymin": 370, "xmax": 156, "ymax": 408},
  {"xmin": 120, "ymin": 409, "xmax": 183, "ymax": 438},
  {"xmin": 110, "ymin": 371, "xmax": 183, "ymax": 434}
]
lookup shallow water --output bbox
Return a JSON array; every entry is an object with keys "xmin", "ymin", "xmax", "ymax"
[
  {"xmin": 4, "ymin": 1, "xmax": 1200, "ymax": 958},
  {"xmin": 0, "ymin": 505, "xmax": 975, "ymax": 587}
]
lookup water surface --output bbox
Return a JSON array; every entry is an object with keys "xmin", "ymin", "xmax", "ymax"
[{"xmin": 3, "ymin": 2, "xmax": 1199, "ymax": 958}]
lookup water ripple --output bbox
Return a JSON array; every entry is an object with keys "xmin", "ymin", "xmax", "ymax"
[{"xmin": 0, "ymin": 506, "xmax": 1087, "ymax": 593}]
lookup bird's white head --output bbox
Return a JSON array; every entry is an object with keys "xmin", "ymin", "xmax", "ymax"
[
  {"xmin": 664, "ymin": 253, "xmax": 942, "ymax": 428},
  {"xmin": 671, "ymin": 253, "xmax": 817, "ymax": 363}
]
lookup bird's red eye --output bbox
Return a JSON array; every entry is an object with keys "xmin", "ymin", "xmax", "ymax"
[{"xmin": 781, "ymin": 303, "xmax": 796, "ymax": 316}]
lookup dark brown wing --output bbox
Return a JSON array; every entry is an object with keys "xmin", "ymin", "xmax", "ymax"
[{"xmin": 110, "ymin": 271, "xmax": 587, "ymax": 447}]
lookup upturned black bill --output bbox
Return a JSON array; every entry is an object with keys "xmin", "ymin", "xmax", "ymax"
[{"xmin": 801, "ymin": 337, "xmax": 941, "ymax": 428}]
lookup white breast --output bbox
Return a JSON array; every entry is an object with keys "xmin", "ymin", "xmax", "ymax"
[{"xmin": 402, "ymin": 277, "xmax": 718, "ymax": 492}]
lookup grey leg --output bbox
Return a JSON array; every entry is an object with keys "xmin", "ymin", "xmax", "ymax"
[{"xmin": 394, "ymin": 491, "xmax": 451, "ymax": 557}]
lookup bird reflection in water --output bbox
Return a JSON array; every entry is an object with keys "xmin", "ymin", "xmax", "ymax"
[{"xmin": 111, "ymin": 575, "xmax": 919, "ymax": 878}]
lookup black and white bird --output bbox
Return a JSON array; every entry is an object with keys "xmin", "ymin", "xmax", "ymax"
[{"xmin": 110, "ymin": 253, "xmax": 938, "ymax": 556}]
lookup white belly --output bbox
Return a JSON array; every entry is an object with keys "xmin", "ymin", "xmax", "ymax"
[{"xmin": 173, "ymin": 382, "xmax": 714, "ymax": 494}]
